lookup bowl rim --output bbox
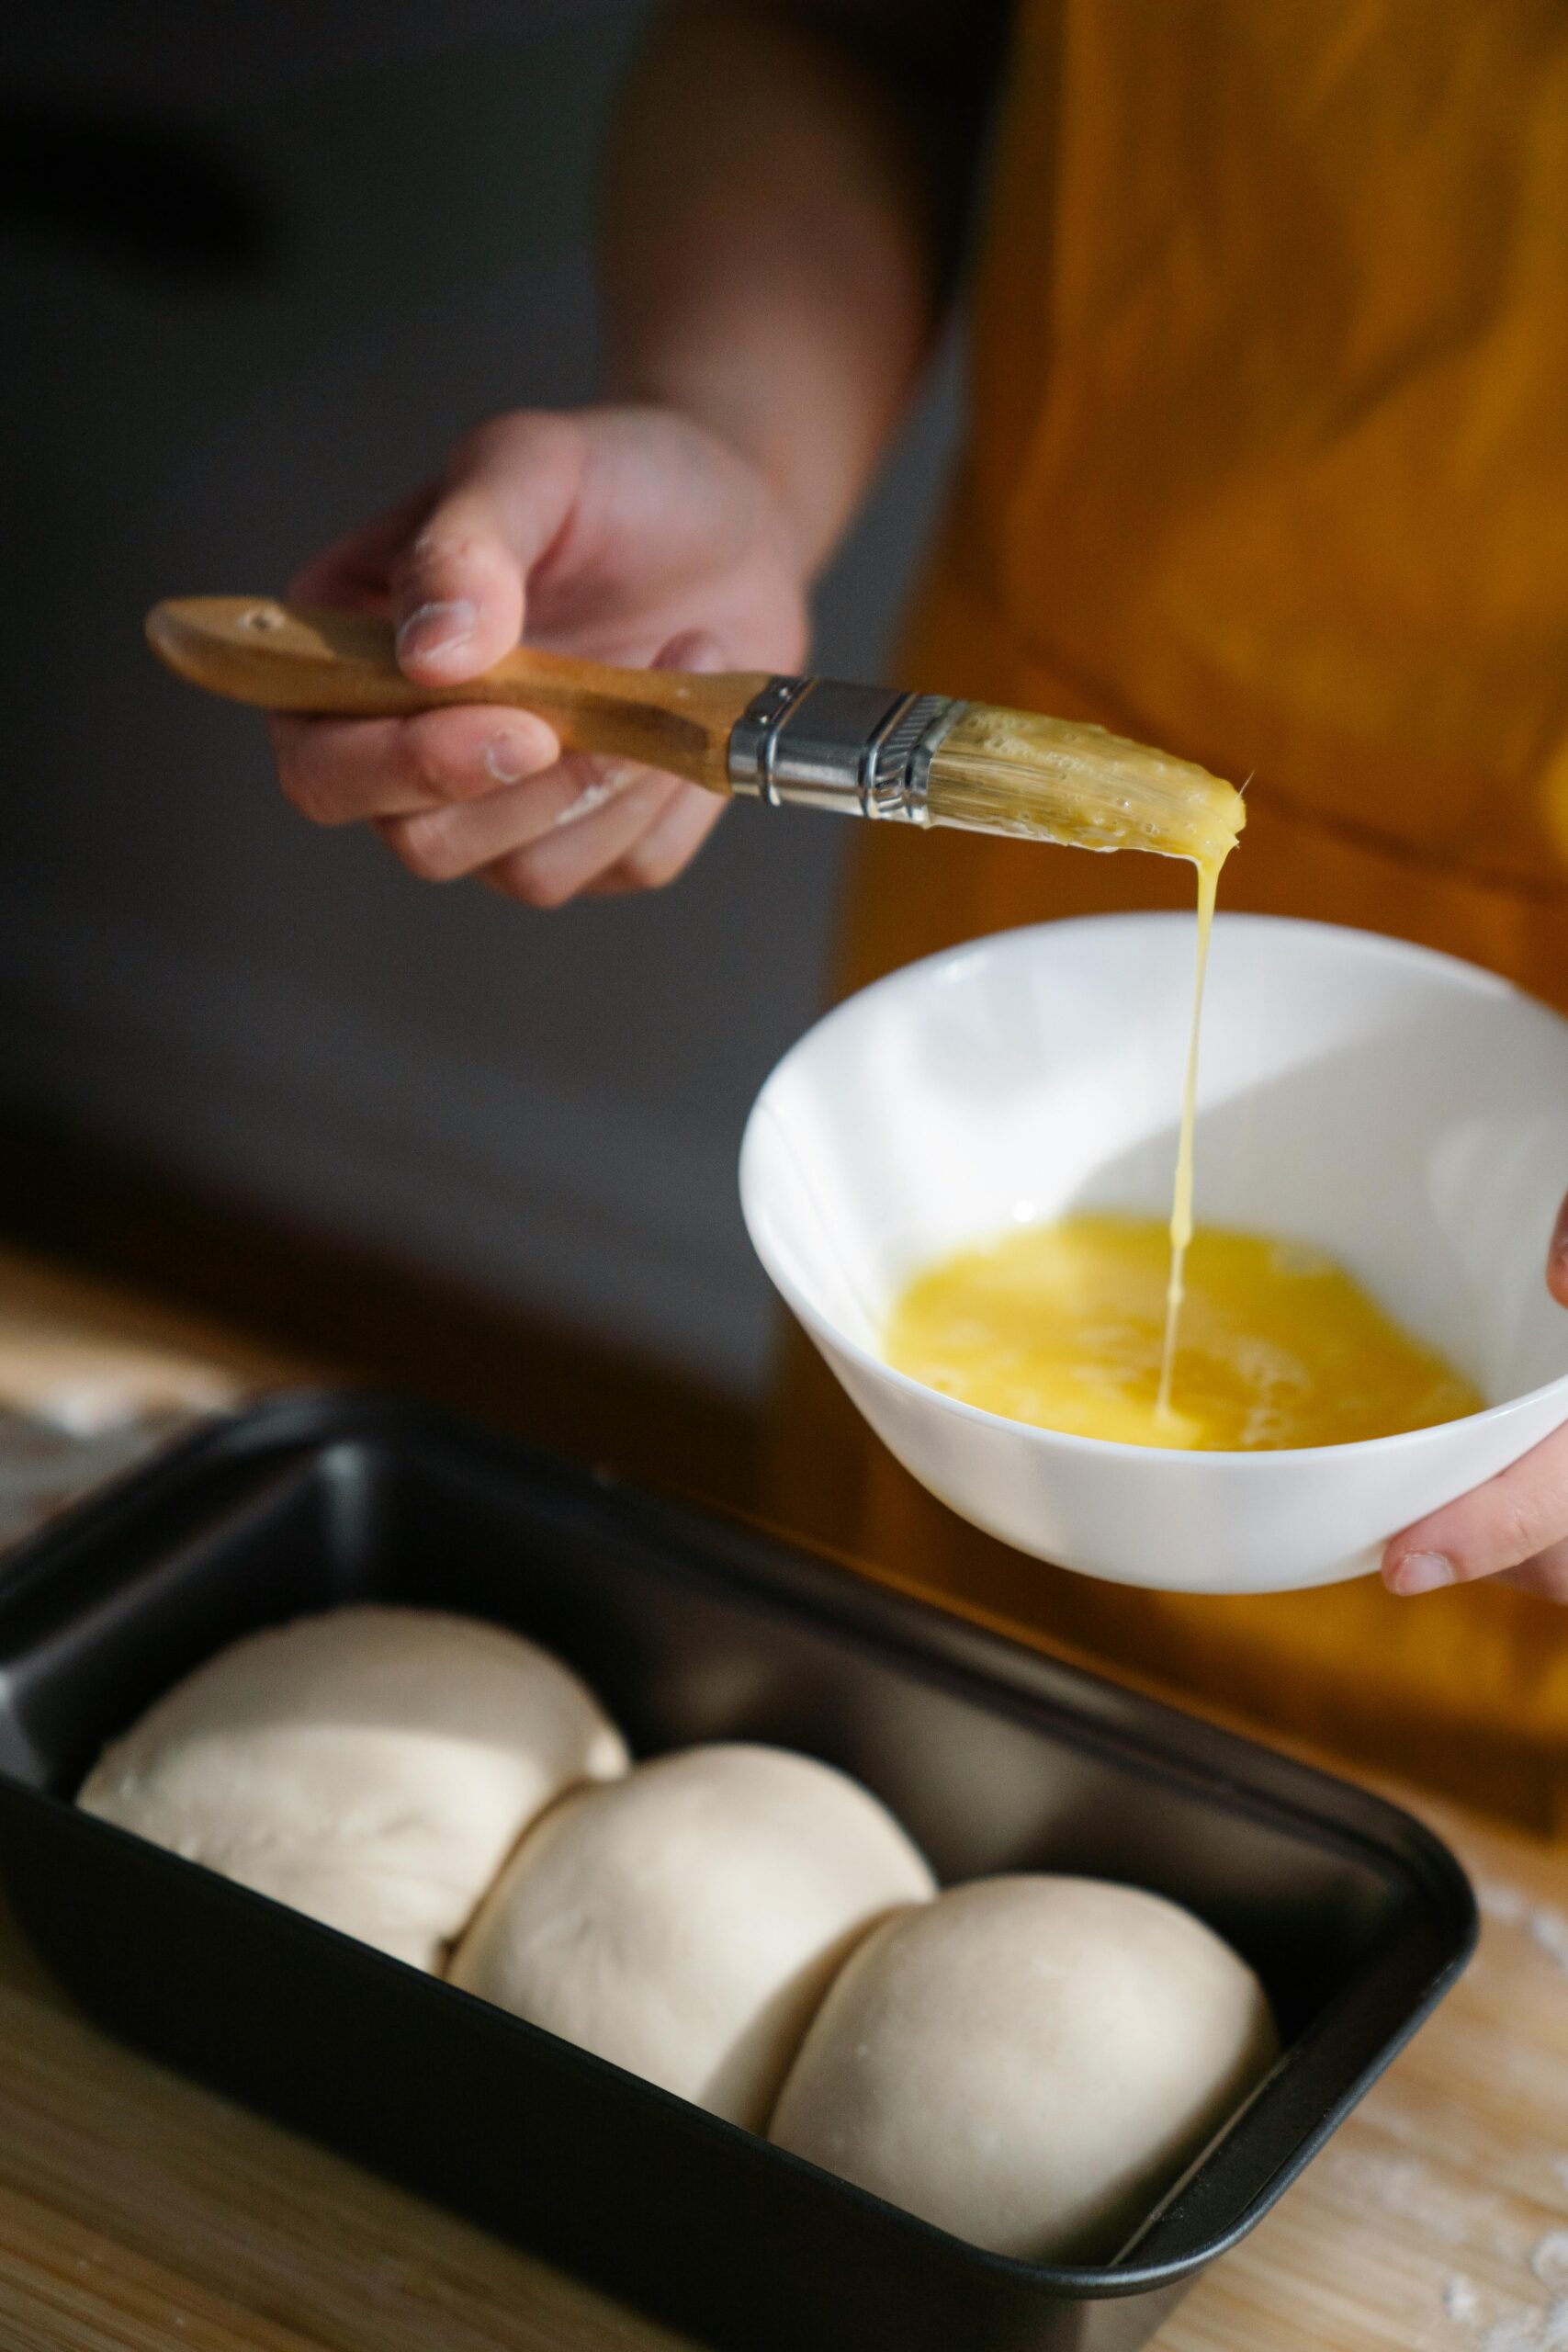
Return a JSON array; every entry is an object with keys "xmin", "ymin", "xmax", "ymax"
[{"xmin": 739, "ymin": 910, "xmax": 1568, "ymax": 1472}]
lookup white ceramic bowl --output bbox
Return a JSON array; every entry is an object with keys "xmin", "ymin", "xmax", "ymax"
[{"xmin": 740, "ymin": 914, "xmax": 1568, "ymax": 1593}]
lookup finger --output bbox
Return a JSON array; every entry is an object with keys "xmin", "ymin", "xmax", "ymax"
[
  {"xmin": 652, "ymin": 624, "xmax": 728, "ymax": 673},
  {"xmin": 515, "ymin": 628, "xmax": 730, "ymax": 896},
  {"xmin": 286, "ymin": 481, "xmax": 437, "ymax": 609},
  {"xmin": 583, "ymin": 784, "xmax": 726, "ymax": 894},
  {"xmin": 577, "ymin": 626, "xmax": 729, "ymax": 891},
  {"xmin": 391, "ymin": 413, "xmax": 583, "ymax": 684},
  {"xmin": 1549, "ymin": 1192, "xmax": 1568, "ymax": 1308},
  {"xmin": 376, "ymin": 752, "xmax": 626, "ymax": 882},
  {"xmin": 270, "ymin": 705, "xmax": 558, "ymax": 829},
  {"xmin": 483, "ymin": 768, "xmax": 685, "ymax": 910},
  {"xmin": 1499, "ymin": 1542, "xmax": 1568, "ymax": 1604},
  {"xmin": 1382, "ymin": 1416, "xmax": 1568, "ymax": 1593},
  {"xmin": 449, "ymin": 624, "xmax": 731, "ymax": 899}
]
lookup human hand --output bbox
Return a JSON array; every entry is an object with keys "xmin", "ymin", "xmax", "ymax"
[
  {"xmin": 269, "ymin": 404, "xmax": 810, "ymax": 903},
  {"xmin": 1383, "ymin": 1194, "xmax": 1568, "ymax": 1600}
]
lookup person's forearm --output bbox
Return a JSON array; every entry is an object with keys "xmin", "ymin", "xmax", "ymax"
[{"xmin": 602, "ymin": 0, "xmax": 1001, "ymax": 573}]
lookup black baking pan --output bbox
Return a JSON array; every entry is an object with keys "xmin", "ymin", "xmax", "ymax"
[{"xmin": 0, "ymin": 1393, "xmax": 1476, "ymax": 2352}]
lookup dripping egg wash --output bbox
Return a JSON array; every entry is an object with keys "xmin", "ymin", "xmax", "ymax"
[{"xmin": 884, "ymin": 724, "xmax": 1480, "ymax": 1453}]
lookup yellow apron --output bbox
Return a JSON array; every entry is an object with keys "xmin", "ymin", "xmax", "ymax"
[{"xmin": 774, "ymin": 0, "xmax": 1568, "ymax": 1836}]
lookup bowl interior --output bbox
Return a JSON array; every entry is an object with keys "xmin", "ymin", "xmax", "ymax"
[{"xmin": 741, "ymin": 914, "xmax": 1568, "ymax": 1418}]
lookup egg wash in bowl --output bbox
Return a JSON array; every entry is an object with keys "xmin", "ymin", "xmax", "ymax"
[{"xmin": 886, "ymin": 1212, "xmax": 1482, "ymax": 1453}]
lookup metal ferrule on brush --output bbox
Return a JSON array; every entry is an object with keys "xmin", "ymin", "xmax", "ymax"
[{"xmin": 728, "ymin": 677, "xmax": 966, "ymax": 822}]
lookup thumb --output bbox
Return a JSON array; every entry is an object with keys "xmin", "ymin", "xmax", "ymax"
[
  {"xmin": 391, "ymin": 415, "xmax": 582, "ymax": 685},
  {"xmin": 1549, "ymin": 1193, "xmax": 1568, "ymax": 1309}
]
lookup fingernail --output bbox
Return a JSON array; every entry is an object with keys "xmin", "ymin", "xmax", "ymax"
[
  {"xmin": 483, "ymin": 734, "xmax": 529, "ymax": 785},
  {"xmin": 1390, "ymin": 1551, "xmax": 1454, "ymax": 1596},
  {"xmin": 397, "ymin": 598, "xmax": 478, "ymax": 666}
]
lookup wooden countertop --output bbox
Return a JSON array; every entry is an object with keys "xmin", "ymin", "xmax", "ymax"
[{"xmin": 2, "ymin": 1252, "xmax": 1566, "ymax": 2352}]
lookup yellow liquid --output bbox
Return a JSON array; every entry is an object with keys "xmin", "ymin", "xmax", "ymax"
[
  {"xmin": 886, "ymin": 1214, "xmax": 1483, "ymax": 1452},
  {"xmin": 919, "ymin": 701, "xmax": 1247, "ymax": 1416},
  {"xmin": 1157, "ymin": 856, "xmax": 1219, "ymax": 1419}
]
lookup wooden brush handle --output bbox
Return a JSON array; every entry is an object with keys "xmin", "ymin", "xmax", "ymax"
[{"xmin": 145, "ymin": 597, "xmax": 773, "ymax": 794}]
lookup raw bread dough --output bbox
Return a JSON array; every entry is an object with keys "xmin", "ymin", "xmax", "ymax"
[
  {"xmin": 78, "ymin": 1605, "xmax": 627, "ymax": 1971},
  {"xmin": 448, "ymin": 1742, "xmax": 935, "ymax": 2130},
  {"xmin": 769, "ymin": 1874, "xmax": 1279, "ymax": 2261}
]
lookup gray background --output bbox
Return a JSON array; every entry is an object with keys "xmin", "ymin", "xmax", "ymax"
[{"xmin": 3, "ymin": 1, "xmax": 962, "ymax": 1396}]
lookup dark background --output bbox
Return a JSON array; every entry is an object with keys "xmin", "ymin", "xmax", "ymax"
[{"xmin": 1, "ymin": 0, "xmax": 961, "ymax": 1469}]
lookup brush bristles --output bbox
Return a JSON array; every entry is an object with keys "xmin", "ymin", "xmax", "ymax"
[{"xmin": 925, "ymin": 705, "xmax": 1245, "ymax": 869}]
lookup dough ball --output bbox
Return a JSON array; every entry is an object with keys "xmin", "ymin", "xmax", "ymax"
[
  {"xmin": 770, "ymin": 1875, "xmax": 1279, "ymax": 2261},
  {"xmin": 448, "ymin": 1743, "xmax": 935, "ymax": 2130},
  {"xmin": 78, "ymin": 1605, "xmax": 627, "ymax": 1971}
]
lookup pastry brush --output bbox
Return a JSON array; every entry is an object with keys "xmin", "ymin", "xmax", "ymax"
[{"xmin": 146, "ymin": 597, "xmax": 1244, "ymax": 867}]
